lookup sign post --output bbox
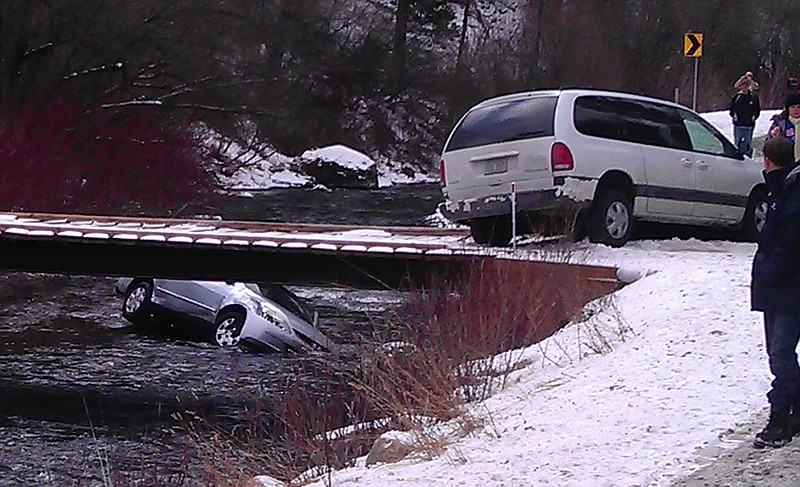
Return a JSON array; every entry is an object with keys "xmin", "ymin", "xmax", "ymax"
[{"xmin": 684, "ymin": 32, "xmax": 703, "ymax": 110}]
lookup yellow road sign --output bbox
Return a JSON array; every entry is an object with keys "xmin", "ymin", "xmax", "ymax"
[{"xmin": 684, "ymin": 33, "xmax": 703, "ymax": 57}]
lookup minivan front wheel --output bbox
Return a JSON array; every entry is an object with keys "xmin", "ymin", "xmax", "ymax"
[
  {"xmin": 741, "ymin": 189, "xmax": 768, "ymax": 241},
  {"xmin": 588, "ymin": 189, "xmax": 633, "ymax": 247}
]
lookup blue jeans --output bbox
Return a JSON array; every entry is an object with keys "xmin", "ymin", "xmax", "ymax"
[
  {"xmin": 734, "ymin": 126, "xmax": 754, "ymax": 157},
  {"xmin": 763, "ymin": 312, "xmax": 800, "ymax": 412}
]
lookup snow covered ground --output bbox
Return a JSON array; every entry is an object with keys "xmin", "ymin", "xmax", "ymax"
[
  {"xmin": 252, "ymin": 109, "xmax": 788, "ymax": 486},
  {"xmin": 282, "ymin": 239, "xmax": 766, "ymax": 487}
]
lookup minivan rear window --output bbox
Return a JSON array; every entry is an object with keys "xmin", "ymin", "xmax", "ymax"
[{"xmin": 445, "ymin": 96, "xmax": 557, "ymax": 151}]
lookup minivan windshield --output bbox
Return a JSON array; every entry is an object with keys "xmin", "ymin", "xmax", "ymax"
[{"xmin": 445, "ymin": 95, "xmax": 557, "ymax": 151}]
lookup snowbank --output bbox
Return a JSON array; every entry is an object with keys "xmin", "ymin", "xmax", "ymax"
[{"xmin": 293, "ymin": 239, "xmax": 768, "ymax": 487}]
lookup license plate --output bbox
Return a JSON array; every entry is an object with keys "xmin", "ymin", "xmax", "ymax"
[{"xmin": 484, "ymin": 158, "xmax": 508, "ymax": 175}]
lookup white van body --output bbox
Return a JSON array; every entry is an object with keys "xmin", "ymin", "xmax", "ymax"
[{"xmin": 438, "ymin": 89, "xmax": 766, "ymax": 246}]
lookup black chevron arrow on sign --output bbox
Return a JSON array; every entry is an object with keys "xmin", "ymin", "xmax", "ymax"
[{"xmin": 684, "ymin": 33, "xmax": 703, "ymax": 57}]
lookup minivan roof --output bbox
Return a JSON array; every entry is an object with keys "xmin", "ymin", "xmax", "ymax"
[{"xmin": 471, "ymin": 88, "xmax": 685, "ymax": 112}]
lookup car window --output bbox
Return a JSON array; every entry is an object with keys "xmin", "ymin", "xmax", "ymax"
[
  {"xmin": 446, "ymin": 95, "xmax": 557, "ymax": 151},
  {"xmin": 574, "ymin": 96, "xmax": 691, "ymax": 150},
  {"xmin": 255, "ymin": 283, "xmax": 314, "ymax": 322},
  {"xmin": 683, "ymin": 119, "xmax": 725, "ymax": 154},
  {"xmin": 663, "ymin": 116, "xmax": 693, "ymax": 151},
  {"xmin": 574, "ymin": 96, "xmax": 630, "ymax": 141},
  {"xmin": 677, "ymin": 109, "xmax": 741, "ymax": 158}
]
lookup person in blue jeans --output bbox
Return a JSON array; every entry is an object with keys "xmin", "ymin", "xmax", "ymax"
[
  {"xmin": 751, "ymin": 136, "xmax": 800, "ymax": 448},
  {"xmin": 729, "ymin": 73, "xmax": 760, "ymax": 157}
]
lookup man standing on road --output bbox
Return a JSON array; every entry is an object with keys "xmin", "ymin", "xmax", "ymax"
[
  {"xmin": 751, "ymin": 136, "xmax": 800, "ymax": 448},
  {"xmin": 730, "ymin": 72, "xmax": 760, "ymax": 157}
]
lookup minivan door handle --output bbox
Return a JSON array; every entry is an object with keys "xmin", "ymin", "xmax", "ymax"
[
  {"xmin": 696, "ymin": 161, "xmax": 708, "ymax": 170},
  {"xmin": 680, "ymin": 158, "xmax": 693, "ymax": 168}
]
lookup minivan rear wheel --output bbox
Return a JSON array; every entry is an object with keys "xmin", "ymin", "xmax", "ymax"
[
  {"xmin": 469, "ymin": 218, "xmax": 492, "ymax": 244},
  {"xmin": 587, "ymin": 189, "xmax": 633, "ymax": 247},
  {"xmin": 469, "ymin": 216, "xmax": 512, "ymax": 246}
]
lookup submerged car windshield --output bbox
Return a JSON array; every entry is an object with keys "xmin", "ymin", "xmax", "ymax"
[{"xmin": 252, "ymin": 283, "xmax": 315, "ymax": 323}]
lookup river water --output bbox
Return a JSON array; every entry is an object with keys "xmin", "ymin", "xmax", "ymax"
[{"xmin": 0, "ymin": 184, "xmax": 444, "ymax": 486}]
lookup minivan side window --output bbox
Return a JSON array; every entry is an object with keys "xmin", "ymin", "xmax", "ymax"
[
  {"xmin": 574, "ymin": 96, "xmax": 692, "ymax": 150},
  {"xmin": 677, "ymin": 109, "xmax": 741, "ymax": 158},
  {"xmin": 446, "ymin": 96, "xmax": 557, "ymax": 151}
]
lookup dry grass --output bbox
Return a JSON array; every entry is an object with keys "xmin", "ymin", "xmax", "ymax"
[{"xmin": 193, "ymin": 254, "xmax": 627, "ymax": 486}]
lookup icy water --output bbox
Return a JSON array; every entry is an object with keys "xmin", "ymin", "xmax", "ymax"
[{"xmin": 0, "ymin": 184, "xmax": 444, "ymax": 486}]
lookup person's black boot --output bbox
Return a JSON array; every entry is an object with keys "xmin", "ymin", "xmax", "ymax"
[
  {"xmin": 790, "ymin": 405, "xmax": 800, "ymax": 437},
  {"xmin": 753, "ymin": 409, "xmax": 794, "ymax": 448}
]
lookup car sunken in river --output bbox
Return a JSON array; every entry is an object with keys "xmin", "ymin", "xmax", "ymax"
[{"xmin": 117, "ymin": 278, "xmax": 339, "ymax": 353}]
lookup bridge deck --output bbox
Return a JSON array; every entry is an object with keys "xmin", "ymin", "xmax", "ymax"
[{"xmin": 0, "ymin": 211, "xmax": 618, "ymax": 291}]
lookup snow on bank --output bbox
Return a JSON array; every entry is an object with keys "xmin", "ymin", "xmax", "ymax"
[
  {"xmin": 277, "ymin": 239, "xmax": 769, "ymax": 487},
  {"xmin": 212, "ymin": 138, "xmax": 435, "ymax": 191},
  {"xmin": 301, "ymin": 145, "xmax": 375, "ymax": 171}
]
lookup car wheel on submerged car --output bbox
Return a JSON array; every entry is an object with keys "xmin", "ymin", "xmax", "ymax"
[
  {"xmin": 214, "ymin": 310, "xmax": 245, "ymax": 347},
  {"xmin": 122, "ymin": 281, "xmax": 152, "ymax": 323}
]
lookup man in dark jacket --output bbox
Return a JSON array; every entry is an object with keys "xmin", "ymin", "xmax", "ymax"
[
  {"xmin": 751, "ymin": 136, "xmax": 800, "ymax": 448},
  {"xmin": 729, "ymin": 76, "xmax": 760, "ymax": 157}
]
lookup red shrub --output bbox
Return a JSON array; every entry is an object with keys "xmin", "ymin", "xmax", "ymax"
[{"xmin": 0, "ymin": 99, "xmax": 213, "ymax": 215}]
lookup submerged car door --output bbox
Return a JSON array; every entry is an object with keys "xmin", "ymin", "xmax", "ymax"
[{"xmin": 677, "ymin": 109, "xmax": 756, "ymax": 222}]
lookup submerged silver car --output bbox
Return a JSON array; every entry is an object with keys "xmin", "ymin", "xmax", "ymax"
[{"xmin": 116, "ymin": 278, "xmax": 339, "ymax": 353}]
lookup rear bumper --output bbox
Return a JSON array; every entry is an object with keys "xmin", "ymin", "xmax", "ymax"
[{"xmin": 439, "ymin": 187, "xmax": 585, "ymax": 222}]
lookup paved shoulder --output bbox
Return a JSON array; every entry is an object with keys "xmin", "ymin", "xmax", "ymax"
[{"xmin": 671, "ymin": 412, "xmax": 800, "ymax": 487}]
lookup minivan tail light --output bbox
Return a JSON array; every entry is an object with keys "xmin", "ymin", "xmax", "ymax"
[
  {"xmin": 439, "ymin": 158, "xmax": 446, "ymax": 187},
  {"xmin": 551, "ymin": 142, "xmax": 574, "ymax": 171}
]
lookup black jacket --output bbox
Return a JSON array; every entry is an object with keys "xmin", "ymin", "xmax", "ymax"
[
  {"xmin": 730, "ymin": 92, "xmax": 761, "ymax": 127},
  {"xmin": 751, "ymin": 164, "xmax": 800, "ymax": 312}
]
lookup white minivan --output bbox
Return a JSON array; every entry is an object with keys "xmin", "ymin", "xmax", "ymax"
[{"xmin": 438, "ymin": 89, "xmax": 767, "ymax": 247}]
